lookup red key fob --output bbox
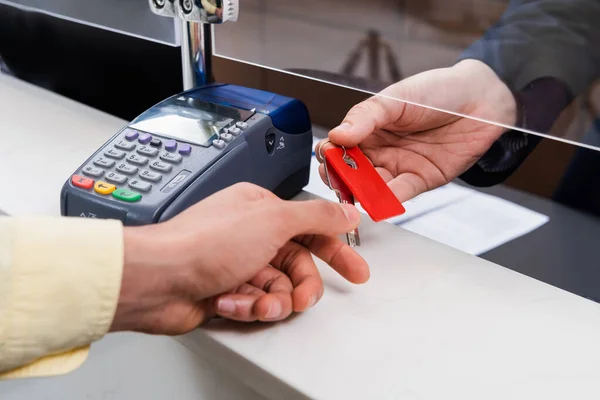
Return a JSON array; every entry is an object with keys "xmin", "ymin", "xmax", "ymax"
[{"xmin": 323, "ymin": 146, "xmax": 405, "ymax": 222}]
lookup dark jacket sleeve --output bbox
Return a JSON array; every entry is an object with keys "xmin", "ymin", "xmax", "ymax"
[
  {"xmin": 459, "ymin": 0, "xmax": 600, "ymax": 97},
  {"xmin": 457, "ymin": 0, "xmax": 600, "ymax": 187}
]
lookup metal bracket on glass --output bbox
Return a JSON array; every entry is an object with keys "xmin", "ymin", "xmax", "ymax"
[{"xmin": 148, "ymin": 0, "xmax": 239, "ymax": 89}]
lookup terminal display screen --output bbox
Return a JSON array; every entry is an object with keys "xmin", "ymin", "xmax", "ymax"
[{"xmin": 129, "ymin": 95, "xmax": 249, "ymax": 146}]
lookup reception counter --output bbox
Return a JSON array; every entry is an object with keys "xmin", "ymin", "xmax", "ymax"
[{"xmin": 1, "ymin": 74, "xmax": 600, "ymax": 400}]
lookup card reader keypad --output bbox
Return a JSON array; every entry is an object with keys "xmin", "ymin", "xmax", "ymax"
[{"xmin": 72, "ymin": 123, "xmax": 247, "ymax": 204}]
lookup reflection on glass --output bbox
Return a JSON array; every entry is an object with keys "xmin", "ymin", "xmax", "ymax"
[
  {"xmin": 198, "ymin": 0, "xmax": 225, "ymax": 23},
  {"xmin": 214, "ymin": 0, "xmax": 600, "ymax": 152}
]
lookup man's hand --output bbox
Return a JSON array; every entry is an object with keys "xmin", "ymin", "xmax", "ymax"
[
  {"xmin": 110, "ymin": 183, "xmax": 369, "ymax": 335},
  {"xmin": 317, "ymin": 59, "xmax": 517, "ymax": 202}
]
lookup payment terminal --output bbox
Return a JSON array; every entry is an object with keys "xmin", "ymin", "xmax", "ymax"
[{"xmin": 60, "ymin": 84, "xmax": 313, "ymax": 225}]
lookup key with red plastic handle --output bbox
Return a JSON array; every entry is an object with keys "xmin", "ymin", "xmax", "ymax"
[
  {"xmin": 321, "ymin": 144, "xmax": 406, "ymax": 247},
  {"xmin": 324, "ymin": 155, "xmax": 361, "ymax": 247}
]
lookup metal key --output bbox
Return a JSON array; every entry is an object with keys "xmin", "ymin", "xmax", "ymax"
[{"xmin": 324, "ymin": 156, "xmax": 361, "ymax": 247}]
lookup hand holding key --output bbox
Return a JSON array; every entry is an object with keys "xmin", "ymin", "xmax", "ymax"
[
  {"xmin": 110, "ymin": 182, "xmax": 370, "ymax": 334},
  {"xmin": 316, "ymin": 140, "xmax": 406, "ymax": 247},
  {"xmin": 316, "ymin": 60, "xmax": 515, "ymax": 204}
]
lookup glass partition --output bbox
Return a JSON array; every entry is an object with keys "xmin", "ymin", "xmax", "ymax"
[{"xmin": 214, "ymin": 0, "xmax": 600, "ymax": 152}]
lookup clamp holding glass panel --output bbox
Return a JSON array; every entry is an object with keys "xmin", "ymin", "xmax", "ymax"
[{"xmin": 149, "ymin": 0, "xmax": 239, "ymax": 89}]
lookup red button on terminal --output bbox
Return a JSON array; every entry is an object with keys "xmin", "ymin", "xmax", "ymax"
[{"xmin": 72, "ymin": 174, "xmax": 94, "ymax": 189}]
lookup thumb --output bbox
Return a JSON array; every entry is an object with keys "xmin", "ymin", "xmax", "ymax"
[{"xmin": 328, "ymin": 93, "xmax": 406, "ymax": 147}]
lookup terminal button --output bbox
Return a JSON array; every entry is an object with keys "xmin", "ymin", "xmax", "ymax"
[
  {"xmin": 125, "ymin": 130, "xmax": 139, "ymax": 141},
  {"xmin": 229, "ymin": 127, "xmax": 241, "ymax": 136},
  {"xmin": 129, "ymin": 179, "xmax": 152, "ymax": 192},
  {"xmin": 93, "ymin": 157, "xmax": 115, "ymax": 168},
  {"xmin": 139, "ymin": 170, "xmax": 162, "ymax": 182},
  {"xmin": 82, "ymin": 165, "xmax": 104, "ymax": 178},
  {"xmin": 94, "ymin": 181, "xmax": 116, "ymax": 195},
  {"xmin": 164, "ymin": 140, "xmax": 177, "ymax": 152},
  {"xmin": 221, "ymin": 133, "xmax": 233, "ymax": 142},
  {"xmin": 179, "ymin": 143, "xmax": 192, "ymax": 155},
  {"xmin": 72, "ymin": 175, "xmax": 94, "ymax": 189},
  {"xmin": 116, "ymin": 163, "xmax": 138, "ymax": 175},
  {"xmin": 112, "ymin": 188, "xmax": 141, "ymax": 202},
  {"xmin": 236, "ymin": 122, "xmax": 248, "ymax": 130},
  {"xmin": 150, "ymin": 160, "xmax": 172, "ymax": 172},
  {"xmin": 126, "ymin": 154, "xmax": 149, "ymax": 166},
  {"xmin": 265, "ymin": 133, "xmax": 276, "ymax": 154},
  {"xmin": 115, "ymin": 140, "xmax": 136, "ymax": 151},
  {"xmin": 159, "ymin": 151, "xmax": 182, "ymax": 163},
  {"xmin": 137, "ymin": 145, "xmax": 159, "ymax": 157},
  {"xmin": 138, "ymin": 133, "xmax": 152, "ymax": 144},
  {"xmin": 104, "ymin": 148, "xmax": 126, "ymax": 159},
  {"xmin": 212, "ymin": 139, "xmax": 225, "ymax": 149},
  {"xmin": 105, "ymin": 172, "xmax": 128, "ymax": 184}
]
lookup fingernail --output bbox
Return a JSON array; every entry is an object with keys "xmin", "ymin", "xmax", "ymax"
[
  {"xmin": 339, "ymin": 203, "xmax": 360, "ymax": 222},
  {"xmin": 308, "ymin": 294, "xmax": 318, "ymax": 308},
  {"xmin": 265, "ymin": 302, "xmax": 282, "ymax": 319},
  {"xmin": 333, "ymin": 121, "xmax": 353, "ymax": 132},
  {"xmin": 217, "ymin": 298, "xmax": 235, "ymax": 314}
]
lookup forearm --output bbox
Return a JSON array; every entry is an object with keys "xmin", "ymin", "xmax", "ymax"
[{"xmin": 0, "ymin": 216, "xmax": 123, "ymax": 378}]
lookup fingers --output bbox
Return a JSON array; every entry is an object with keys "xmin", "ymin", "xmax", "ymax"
[
  {"xmin": 314, "ymin": 140, "xmax": 336, "ymax": 164},
  {"xmin": 328, "ymin": 94, "xmax": 406, "ymax": 147},
  {"xmin": 214, "ymin": 268, "xmax": 294, "ymax": 322},
  {"xmin": 323, "ymin": 162, "xmax": 427, "ymax": 202},
  {"xmin": 295, "ymin": 234, "xmax": 370, "ymax": 284},
  {"xmin": 270, "ymin": 240, "xmax": 325, "ymax": 313},
  {"xmin": 386, "ymin": 172, "xmax": 429, "ymax": 203},
  {"xmin": 318, "ymin": 163, "xmax": 392, "ymax": 187},
  {"xmin": 279, "ymin": 199, "xmax": 361, "ymax": 239},
  {"xmin": 209, "ymin": 182, "xmax": 278, "ymax": 207},
  {"xmin": 213, "ymin": 235, "xmax": 371, "ymax": 323}
]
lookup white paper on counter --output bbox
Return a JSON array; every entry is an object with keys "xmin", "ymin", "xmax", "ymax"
[
  {"xmin": 306, "ymin": 137, "xmax": 549, "ymax": 255},
  {"xmin": 399, "ymin": 193, "xmax": 550, "ymax": 255}
]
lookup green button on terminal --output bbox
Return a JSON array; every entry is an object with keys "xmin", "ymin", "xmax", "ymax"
[{"xmin": 112, "ymin": 188, "xmax": 141, "ymax": 202}]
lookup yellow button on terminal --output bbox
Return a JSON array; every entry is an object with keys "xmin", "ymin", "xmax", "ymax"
[{"xmin": 94, "ymin": 181, "xmax": 117, "ymax": 195}]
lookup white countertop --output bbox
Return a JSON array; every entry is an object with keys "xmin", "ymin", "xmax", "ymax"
[{"xmin": 2, "ymin": 73, "xmax": 600, "ymax": 399}]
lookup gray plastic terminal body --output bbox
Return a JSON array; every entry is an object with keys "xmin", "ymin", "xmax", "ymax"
[{"xmin": 60, "ymin": 112, "xmax": 312, "ymax": 226}]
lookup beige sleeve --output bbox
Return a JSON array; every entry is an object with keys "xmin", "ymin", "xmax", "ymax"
[{"xmin": 0, "ymin": 215, "xmax": 124, "ymax": 379}]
